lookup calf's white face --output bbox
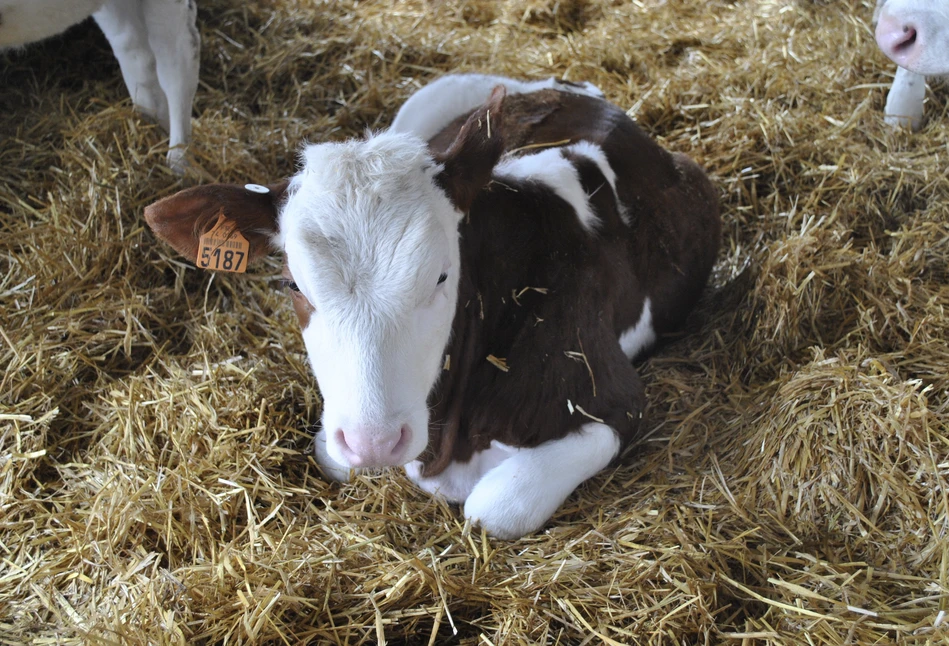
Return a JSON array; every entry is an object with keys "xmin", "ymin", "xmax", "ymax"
[
  {"xmin": 876, "ymin": 0, "xmax": 949, "ymax": 75},
  {"xmin": 143, "ymin": 89, "xmax": 504, "ymax": 477},
  {"xmin": 276, "ymin": 134, "xmax": 463, "ymax": 470}
]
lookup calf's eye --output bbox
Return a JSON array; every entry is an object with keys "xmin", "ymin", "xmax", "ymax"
[
  {"xmin": 437, "ymin": 272, "xmax": 448, "ymax": 285},
  {"xmin": 283, "ymin": 279, "xmax": 301, "ymax": 293}
]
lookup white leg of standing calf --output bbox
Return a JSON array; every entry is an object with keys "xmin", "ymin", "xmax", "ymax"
[
  {"xmin": 92, "ymin": 0, "xmax": 170, "ymax": 131},
  {"xmin": 1, "ymin": 0, "xmax": 199, "ymax": 172},
  {"xmin": 884, "ymin": 66, "xmax": 926, "ymax": 131},
  {"xmin": 462, "ymin": 423, "xmax": 621, "ymax": 540},
  {"xmin": 140, "ymin": 0, "xmax": 199, "ymax": 172}
]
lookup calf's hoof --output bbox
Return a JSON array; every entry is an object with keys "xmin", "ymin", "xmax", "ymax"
[
  {"xmin": 166, "ymin": 146, "xmax": 191, "ymax": 175},
  {"xmin": 884, "ymin": 112, "xmax": 924, "ymax": 132}
]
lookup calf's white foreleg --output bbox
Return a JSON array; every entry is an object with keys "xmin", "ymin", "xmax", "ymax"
[
  {"xmin": 884, "ymin": 66, "xmax": 926, "ymax": 131},
  {"xmin": 405, "ymin": 441, "xmax": 515, "ymax": 503},
  {"xmin": 462, "ymin": 422, "xmax": 621, "ymax": 540}
]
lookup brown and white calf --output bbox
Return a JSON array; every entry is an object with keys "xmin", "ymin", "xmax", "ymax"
[
  {"xmin": 144, "ymin": 74, "xmax": 721, "ymax": 539},
  {"xmin": 875, "ymin": 0, "xmax": 949, "ymax": 130},
  {"xmin": 1, "ymin": 0, "xmax": 199, "ymax": 171}
]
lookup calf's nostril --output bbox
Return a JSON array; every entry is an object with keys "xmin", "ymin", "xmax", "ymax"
[
  {"xmin": 334, "ymin": 428, "xmax": 351, "ymax": 452},
  {"xmin": 895, "ymin": 26, "xmax": 918, "ymax": 52},
  {"xmin": 876, "ymin": 13, "xmax": 924, "ymax": 62},
  {"xmin": 393, "ymin": 424, "xmax": 411, "ymax": 456}
]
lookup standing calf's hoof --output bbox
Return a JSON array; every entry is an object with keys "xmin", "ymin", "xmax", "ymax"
[{"xmin": 166, "ymin": 145, "xmax": 190, "ymax": 176}]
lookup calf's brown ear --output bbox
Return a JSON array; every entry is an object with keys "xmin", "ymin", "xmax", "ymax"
[
  {"xmin": 144, "ymin": 181, "xmax": 289, "ymax": 265},
  {"xmin": 435, "ymin": 86, "xmax": 506, "ymax": 213}
]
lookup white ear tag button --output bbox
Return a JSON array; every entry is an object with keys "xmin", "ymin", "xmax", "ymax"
[{"xmin": 245, "ymin": 183, "xmax": 270, "ymax": 194}]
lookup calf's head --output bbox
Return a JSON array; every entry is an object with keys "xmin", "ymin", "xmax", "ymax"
[{"xmin": 145, "ymin": 90, "xmax": 505, "ymax": 472}]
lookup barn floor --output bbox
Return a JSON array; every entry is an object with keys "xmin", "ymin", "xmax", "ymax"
[{"xmin": 2, "ymin": 0, "xmax": 948, "ymax": 643}]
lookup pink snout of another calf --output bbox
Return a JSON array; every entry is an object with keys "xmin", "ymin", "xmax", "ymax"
[
  {"xmin": 876, "ymin": 10, "xmax": 924, "ymax": 70},
  {"xmin": 333, "ymin": 424, "xmax": 412, "ymax": 467}
]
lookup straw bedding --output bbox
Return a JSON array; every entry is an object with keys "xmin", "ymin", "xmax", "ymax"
[{"xmin": 1, "ymin": 0, "xmax": 947, "ymax": 643}]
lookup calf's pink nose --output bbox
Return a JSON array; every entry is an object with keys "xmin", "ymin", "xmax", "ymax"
[
  {"xmin": 335, "ymin": 425, "xmax": 410, "ymax": 467},
  {"xmin": 876, "ymin": 13, "xmax": 921, "ymax": 66}
]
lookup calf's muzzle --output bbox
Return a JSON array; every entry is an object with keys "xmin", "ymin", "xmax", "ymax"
[
  {"xmin": 876, "ymin": 10, "xmax": 923, "ymax": 69},
  {"xmin": 333, "ymin": 424, "xmax": 412, "ymax": 467}
]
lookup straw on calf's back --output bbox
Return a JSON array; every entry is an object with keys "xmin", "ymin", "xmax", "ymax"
[{"xmin": 142, "ymin": 75, "xmax": 720, "ymax": 539}]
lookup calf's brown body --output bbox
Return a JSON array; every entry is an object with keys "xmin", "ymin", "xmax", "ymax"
[{"xmin": 423, "ymin": 89, "xmax": 721, "ymax": 475}]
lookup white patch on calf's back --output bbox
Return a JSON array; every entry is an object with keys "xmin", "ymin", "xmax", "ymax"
[
  {"xmin": 619, "ymin": 297, "xmax": 657, "ymax": 360},
  {"xmin": 563, "ymin": 141, "xmax": 631, "ymax": 225},
  {"xmin": 390, "ymin": 73, "xmax": 605, "ymax": 141},
  {"xmin": 565, "ymin": 141, "xmax": 617, "ymax": 192},
  {"xmin": 495, "ymin": 149, "xmax": 599, "ymax": 232}
]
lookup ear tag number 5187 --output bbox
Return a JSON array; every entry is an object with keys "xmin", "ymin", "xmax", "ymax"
[{"xmin": 198, "ymin": 212, "xmax": 250, "ymax": 273}]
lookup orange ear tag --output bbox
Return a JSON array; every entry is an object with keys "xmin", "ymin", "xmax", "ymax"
[{"xmin": 197, "ymin": 211, "xmax": 250, "ymax": 273}]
